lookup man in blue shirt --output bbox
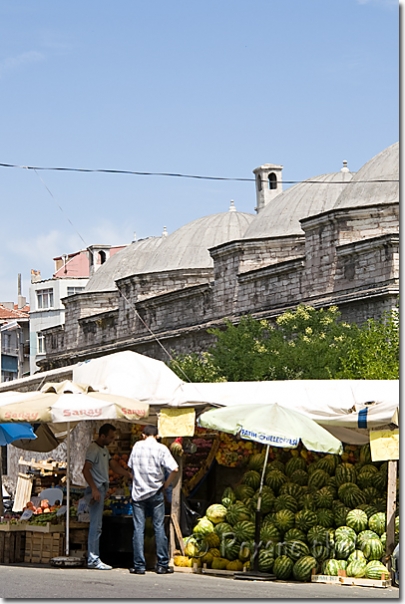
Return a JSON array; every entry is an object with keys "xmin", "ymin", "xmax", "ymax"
[
  {"xmin": 83, "ymin": 423, "xmax": 131, "ymax": 570},
  {"xmin": 128, "ymin": 425, "xmax": 178, "ymax": 575}
]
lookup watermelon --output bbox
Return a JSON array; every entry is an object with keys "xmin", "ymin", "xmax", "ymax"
[
  {"xmin": 193, "ymin": 517, "xmax": 215, "ymax": 536},
  {"xmin": 335, "ymin": 538, "xmax": 356, "ymax": 559},
  {"xmin": 279, "ymin": 482, "xmax": 303, "ymax": 500},
  {"xmin": 310, "ymin": 543, "xmax": 330, "ymax": 561},
  {"xmin": 301, "ymin": 493, "xmax": 317, "ymax": 511},
  {"xmin": 361, "ymin": 537, "xmax": 384, "ymax": 561},
  {"xmin": 242, "ymin": 470, "xmax": 261, "ymax": 491},
  {"xmin": 248, "ymin": 454, "xmax": 266, "ymax": 472},
  {"xmin": 206, "ymin": 504, "xmax": 228, "ymax": 524},
  {"xmin": 273, "ymin": 555, "xmax": 294, "ymax": 580},
  {"xmin": 184, "ymin": 536, "xmax": 202, "ymax": 557},
  {"xmin": 307, "ymin": 525, "xmax": 329, "ymax": 546},
  {"xmin": 358, "ymin": 503, "xmax": 378, "ymax": 518},
  {"xmin": 285, "ymin": 528, "xmax": 307, "ymax": 542},
  {"xmin": 290, "ymin": 469, "xmax": 309, "ymax": 486},
  {"xmin": 357, "ymin": 471, "xmax": 378, "ymax": 490},
  {"xmin": 338, "ymin": 483, "xmax": 365, "ymax": 508},
  {"xmin": 335, "ymin": 526, "xmax": 357, "ymax": 543},
  {"xmin": 234, "ymin": 484, "xmax": 255, "ymax": 502},
  {"xmin": 313, "ymin": 456, "xmax": 336, "ymax": 475},
  {"xmin": 257, "ymin": 550, "xmax": 274, "ymax": 572},
  {"xmin": 369, "ymin": 512, "xmax": 386, "ymax": 536},
  {"xmin": 346, "ymin": 560, "xmax": 367, "ymax": 578},
  {"xmin": 266, "ymin": 460, "xmax": 285, "ymax": 473},
  {"xmin": 213, "ymin": 522, "xmax": 234, "ymax": 538},
  {"xmin": 347, "ymin": 549, "xmax": 366, "ymax": 563},
  {"xmin": 362, "ymin": 488, "xmax": 380, "ymax": 505},
  {"xmin": 365, "ymin": 561, "xmax": 390, "ymax": 580},
  {"xmin": 284, "ymin": 540, "xmax": 310, "ymax": 561},
  {"xmin": 221, "ymin": 487, "xmax": 236, "ymax": 504},
  {"xmin": 274, "ymin": 494, "xmax": 298, "ymax": 513},
  {"xmin": 220, "ymin": 537, "xmax": 241, "ymax": 561},
  {"xmin": 359, "ymin": 444, "xmax": 372, "ymax": 464},
  {"xmin": 374, "ymin": 498, "xmax": 387, "ymax": 513},
  {"xmin": 380, "ymin": 533, "xmax": 386, "ymax": 548},
  {"xmin": 260, "ymin": 523, "xmax": 281, "ymax": 544},
  {"xmin": 346, "ymin": 509, "xmax": 368, "ymax": 533},
  {"xmin": 358, "ymin": 464, "xmax": 378, "ymax": 475},
  {"xmin": 323, "ymin": 559, "xmax": 340, "ymax": 576},
  {"xmin": 285, "ymin": 456, "xmax": 307, "ymax": 476},
  {"xmin": 295, "ymin": 509, "xmax": 318, "ymax": 532},
  {"xmin": 314, "ymin": 487, "xmax": 334, "ymax": 509},
  {"xmin": 337, "ymin": 560, "xmax": 347, "ymax": 571},
  {"xmin": 292, "ymin": 556, "xmax": 318, "ymax": 582},
  {"xmin": 233, "ymin": 520, "xmax": 256, "ymax": 543},
  {"xmin": 357, "ymin": 530, "xmax": 380, "ymax": 548},
  {"xmin": 249, "ymin": 490, "xmax": 275, "ymax": 515},
  {"xmin": 308, "ymin": 469, "xmax": 330, "ymax": 491},
  {"xmin": 335, "ymin": 463, "xmax": 357, "ymax": 486},
  {"xmin": 316, "ymin": 508, "xmax": 335, "ymax": 528},
  {"xmin": 265, "ymin": 470, "xmax": 287, "ymax": 493},
  {"xmin": 226, "ymin": 502, "xmax": 251, "ymax": 525},
  {"xmin": 373, "ymin": 472, "xmax": 387, "ymax": 491},
  {"xmin": 221, "ymin": 497, "xmax": 234, "ymax": 508},
  {"xmin": 334, "ymin": 506, "xmax": 351, "ymax": 528},
  {"xmin": 211, "ymin": 557, "xmax": 228, "ymax": 570},
  {"xmin": 238, "ymin": 541, "xmax": 254, "ymax": 562},
  {"xmin": 274, "ymin": 509, "xmax": 295, "ymax": 532}
]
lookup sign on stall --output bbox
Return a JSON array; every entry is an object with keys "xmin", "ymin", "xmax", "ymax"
[
  {"xmin": 158, "ymin": 408, "xmax": 196, "ymax": 437},
  {"xmin": 369, "ymin": 428, "xmax": 399, "ymax": 462}
]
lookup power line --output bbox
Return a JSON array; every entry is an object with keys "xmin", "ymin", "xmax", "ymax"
[{"xmin": 0, "ymin": 161, "xmax": 398, "ymax": 184}]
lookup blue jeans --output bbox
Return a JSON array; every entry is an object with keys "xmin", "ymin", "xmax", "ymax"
[
  {"xmin": 132, "ymin": 490, "xmax": 168, "ymax": 570},
  {"xmin": 85, "ymin": 485, "xmax": 107, "ymax": 565}
]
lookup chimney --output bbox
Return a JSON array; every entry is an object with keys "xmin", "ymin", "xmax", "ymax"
[{"xmin": 252, "ymin": 163, "xmax": 283, "ymax": 213}]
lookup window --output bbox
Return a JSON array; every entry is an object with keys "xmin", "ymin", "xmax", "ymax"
[
  {"xmin": 2, "ymin": 333, "xmax": 11, "ymax": 354},
  {"xmin": 37, "ymin": 333, "xmax": 45, "ymax": 355},
  {"xmin": 268, "ymin": 173, "xmax": 277, "ymax": 190},
  {"xmin": 37, "ymin": 288, "xmax": 54, "ymax": 309},
  {"xmin": 98, "ymin": 250, "xmax": 106, "ymax": 265},
  {"xmin": 67, "ymin": 286, "xmax": 85, "ymax": 296}
]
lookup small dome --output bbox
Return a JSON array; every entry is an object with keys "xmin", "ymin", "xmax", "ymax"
[
  {"xmin": 244, "ymin": 167, "xmax": 354, "ymax": 239},
  {"xmin": 334, "ymin": 142, "xmax": 399, "ymax": 210},
  {"xmin": 140, "ymin": 206, "xmax": 254, "ymax": 273},
  {"xmin": 84, "ymin": 236, "xmax": 164, "ymax": 292}
]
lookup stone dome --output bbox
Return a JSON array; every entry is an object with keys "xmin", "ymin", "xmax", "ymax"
[
  {"xmin": 244, "ymin": 165, "xmax": 355, "ymax": 239},
  {"xmin": 84, "ymin": 236, "xmax": 164, "ymax": 292},
  {"xmin": 140, "ymin": 203, "xmax": 254, "ymax": 273},
  {"xmin": 334, "ymin": 142, "xmax": 399, "ymax": 210}
]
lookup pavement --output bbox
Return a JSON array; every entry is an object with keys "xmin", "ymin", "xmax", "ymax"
[{"xmin": 0, "ymin": 563, "xmax": 400, "ymax": 600}]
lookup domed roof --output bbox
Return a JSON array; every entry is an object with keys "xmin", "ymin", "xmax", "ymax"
[
  {"xmin": 84, "ymin": 236, "xmax": 164, "ymax": 292},
  {"xmin": 244, "ymin": 165, "xmax": 354, "ymax": 239},
  {"xmin": 140, "ymin": 203, "xmax": 254, "ymax": 273},
  {"xmin": 334, "ymin": 142, "xmax": 399, "ymax": 210}
]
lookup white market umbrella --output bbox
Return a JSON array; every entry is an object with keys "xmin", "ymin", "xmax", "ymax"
[
  {"xmin": 0, "ymin": 381, "xmax": 149, "ymax": 557},
  {"xmin": 198, "ymin": 402, "xmax": 343, "ymax": 578}
]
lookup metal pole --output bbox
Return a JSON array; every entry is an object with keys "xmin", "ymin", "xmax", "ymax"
[
  {"xmin": 65, "ymin": 421, "xmax": 70, "ymax": 556},
  {"xmin": 252, "ymin": 444, "xmax": 270, "ymax": 573}
]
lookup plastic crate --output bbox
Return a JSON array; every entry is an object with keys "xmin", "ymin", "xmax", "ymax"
[{"xmin": 111, "ymin": 501, "xmax": 132, "ymax": 516}]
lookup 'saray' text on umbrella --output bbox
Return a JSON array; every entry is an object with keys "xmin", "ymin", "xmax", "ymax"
[{"xmin": 63, "ymin": 408, "xmax": 103, "ymax": 417}]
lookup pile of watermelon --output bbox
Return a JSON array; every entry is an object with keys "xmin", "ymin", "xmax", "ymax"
[{"xmin": 174, "ymin": 444, "xmax": 399, "ymax": 581}]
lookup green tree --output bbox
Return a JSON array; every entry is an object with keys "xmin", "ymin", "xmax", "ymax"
[{"xmin": 168, "ymin": 304, "xmax": 399, "ymax": 382}]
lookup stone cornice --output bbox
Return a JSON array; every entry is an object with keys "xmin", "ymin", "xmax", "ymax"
[
  {"xmin": 300, "ymin": 201, "xmax": 398, "ymax": 230},
  {"xmin": 238, "ymin": 257, "xmax": 305, "ymax": 283},
  {"xmin": 336, "ymin": 233, "xmax": 399, "ymax": 257}
]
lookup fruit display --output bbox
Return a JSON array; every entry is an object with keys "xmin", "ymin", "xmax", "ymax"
[
  {"xmin": 174, "ymin": 442, "xmax": 398, "ymax": 582},
  {"xmin": 215, "ymin": 433, "xmax": 262, "ymax": 467}
]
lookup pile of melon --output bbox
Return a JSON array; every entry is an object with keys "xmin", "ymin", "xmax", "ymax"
[{"xmin": 174, "ymin": 444, "xmax": 398, "ymax": 581}]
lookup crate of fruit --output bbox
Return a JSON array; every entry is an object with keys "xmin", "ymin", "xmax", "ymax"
[{"xmin": 24, "ymin": 531, "xmax": 65, "ymax": 563}]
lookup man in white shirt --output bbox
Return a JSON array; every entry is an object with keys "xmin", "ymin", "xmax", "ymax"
[{"xmin": 127, "ymin": 425, "xmax": 179, "ymax": 574}]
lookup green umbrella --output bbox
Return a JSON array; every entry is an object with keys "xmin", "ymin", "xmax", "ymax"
[{"xmin": 198, "ymin": 402, "xmax": 342, "ymax": 580}]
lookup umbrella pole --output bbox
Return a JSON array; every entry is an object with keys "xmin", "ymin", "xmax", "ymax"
[
  {"xmin": 65, "ymin": 421, "xmax": 70, "ymax": 556},
  {"xmin": 252, "ymin": 444, "xmax": 271, "ymax": 573}
]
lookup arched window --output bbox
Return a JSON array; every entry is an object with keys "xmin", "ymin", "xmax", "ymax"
[
  {"xmin": 268, "ymin": 173, "xmax": 277, "ymax": 190},
  {"xmin": 98, "ymin": 250, "xmax": 107, "ymax": 265},
  {"xmin": 256, "ymin": 174, "xmax": 262, "ymax": 192}
]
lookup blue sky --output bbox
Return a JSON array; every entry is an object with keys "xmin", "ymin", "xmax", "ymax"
[{"xmin": 0, "ymin": 0, "xmax": 399, "ymax": 302}]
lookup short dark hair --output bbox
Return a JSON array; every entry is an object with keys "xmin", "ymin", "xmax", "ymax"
[
  {"xmin": 99, "ymin": 423, "xmax": 116, "ymax": 437},
  {"xmin": 142, "ymin": 425, "xmax": 158, "ymax": 437}
]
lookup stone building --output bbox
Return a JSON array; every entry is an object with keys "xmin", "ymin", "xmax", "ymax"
[{"xmin": 39, "ymin": 141, "xmax": 399, "ymax": 370}]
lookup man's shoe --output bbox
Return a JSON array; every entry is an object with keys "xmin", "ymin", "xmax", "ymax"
[
  {"xmin": 156, "ymin": 566, "xmax": 174, "ymax": 574},
  {"xmin": 88, "ymin": 561, "xmax": 112, "ymax": 570},
  {"xmin": 129, "ymin": 567, "xmax": 146, "ymax": 574}
]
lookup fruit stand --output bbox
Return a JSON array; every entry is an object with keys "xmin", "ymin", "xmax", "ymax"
[{"xmin": 172, "ymin": 440, "xmax": 399, "ymax": 587}]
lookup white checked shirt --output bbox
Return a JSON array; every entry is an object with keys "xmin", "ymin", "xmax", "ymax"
[{"xmin": 128, "ymin": 437, "xmax": 178, "ymax": 502}]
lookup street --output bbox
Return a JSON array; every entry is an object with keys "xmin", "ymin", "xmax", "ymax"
[{"xmin": 0, "ymin": 563, "xmax": 399, "ymax": 600}]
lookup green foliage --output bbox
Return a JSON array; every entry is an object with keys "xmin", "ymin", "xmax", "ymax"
[{"xmin": 168, "ymin": 304, "xmax": 399, "ymax": 382}]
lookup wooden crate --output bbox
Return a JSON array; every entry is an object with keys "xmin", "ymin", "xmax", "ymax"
[
  {"xmin": 0, "ymin": 522, "xmax": 26, "ymax": 532},
  {"xmin": 0, "ymin": 531, "xmax": 26, "ymax": 564},
  {"xmin": 69, "ymin": 527, "xmax": 88, "ymax": 557},
  {"xmin": 311, "ymin": 574, "xmax": 391, "ymax": 588},
  {"xmin": 25, "ymin": 523, "xmax": 64, "ymax": 533},
  {"xmin": 24, "ymin": 531, "xmax": 65, "ymax": 563}
]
